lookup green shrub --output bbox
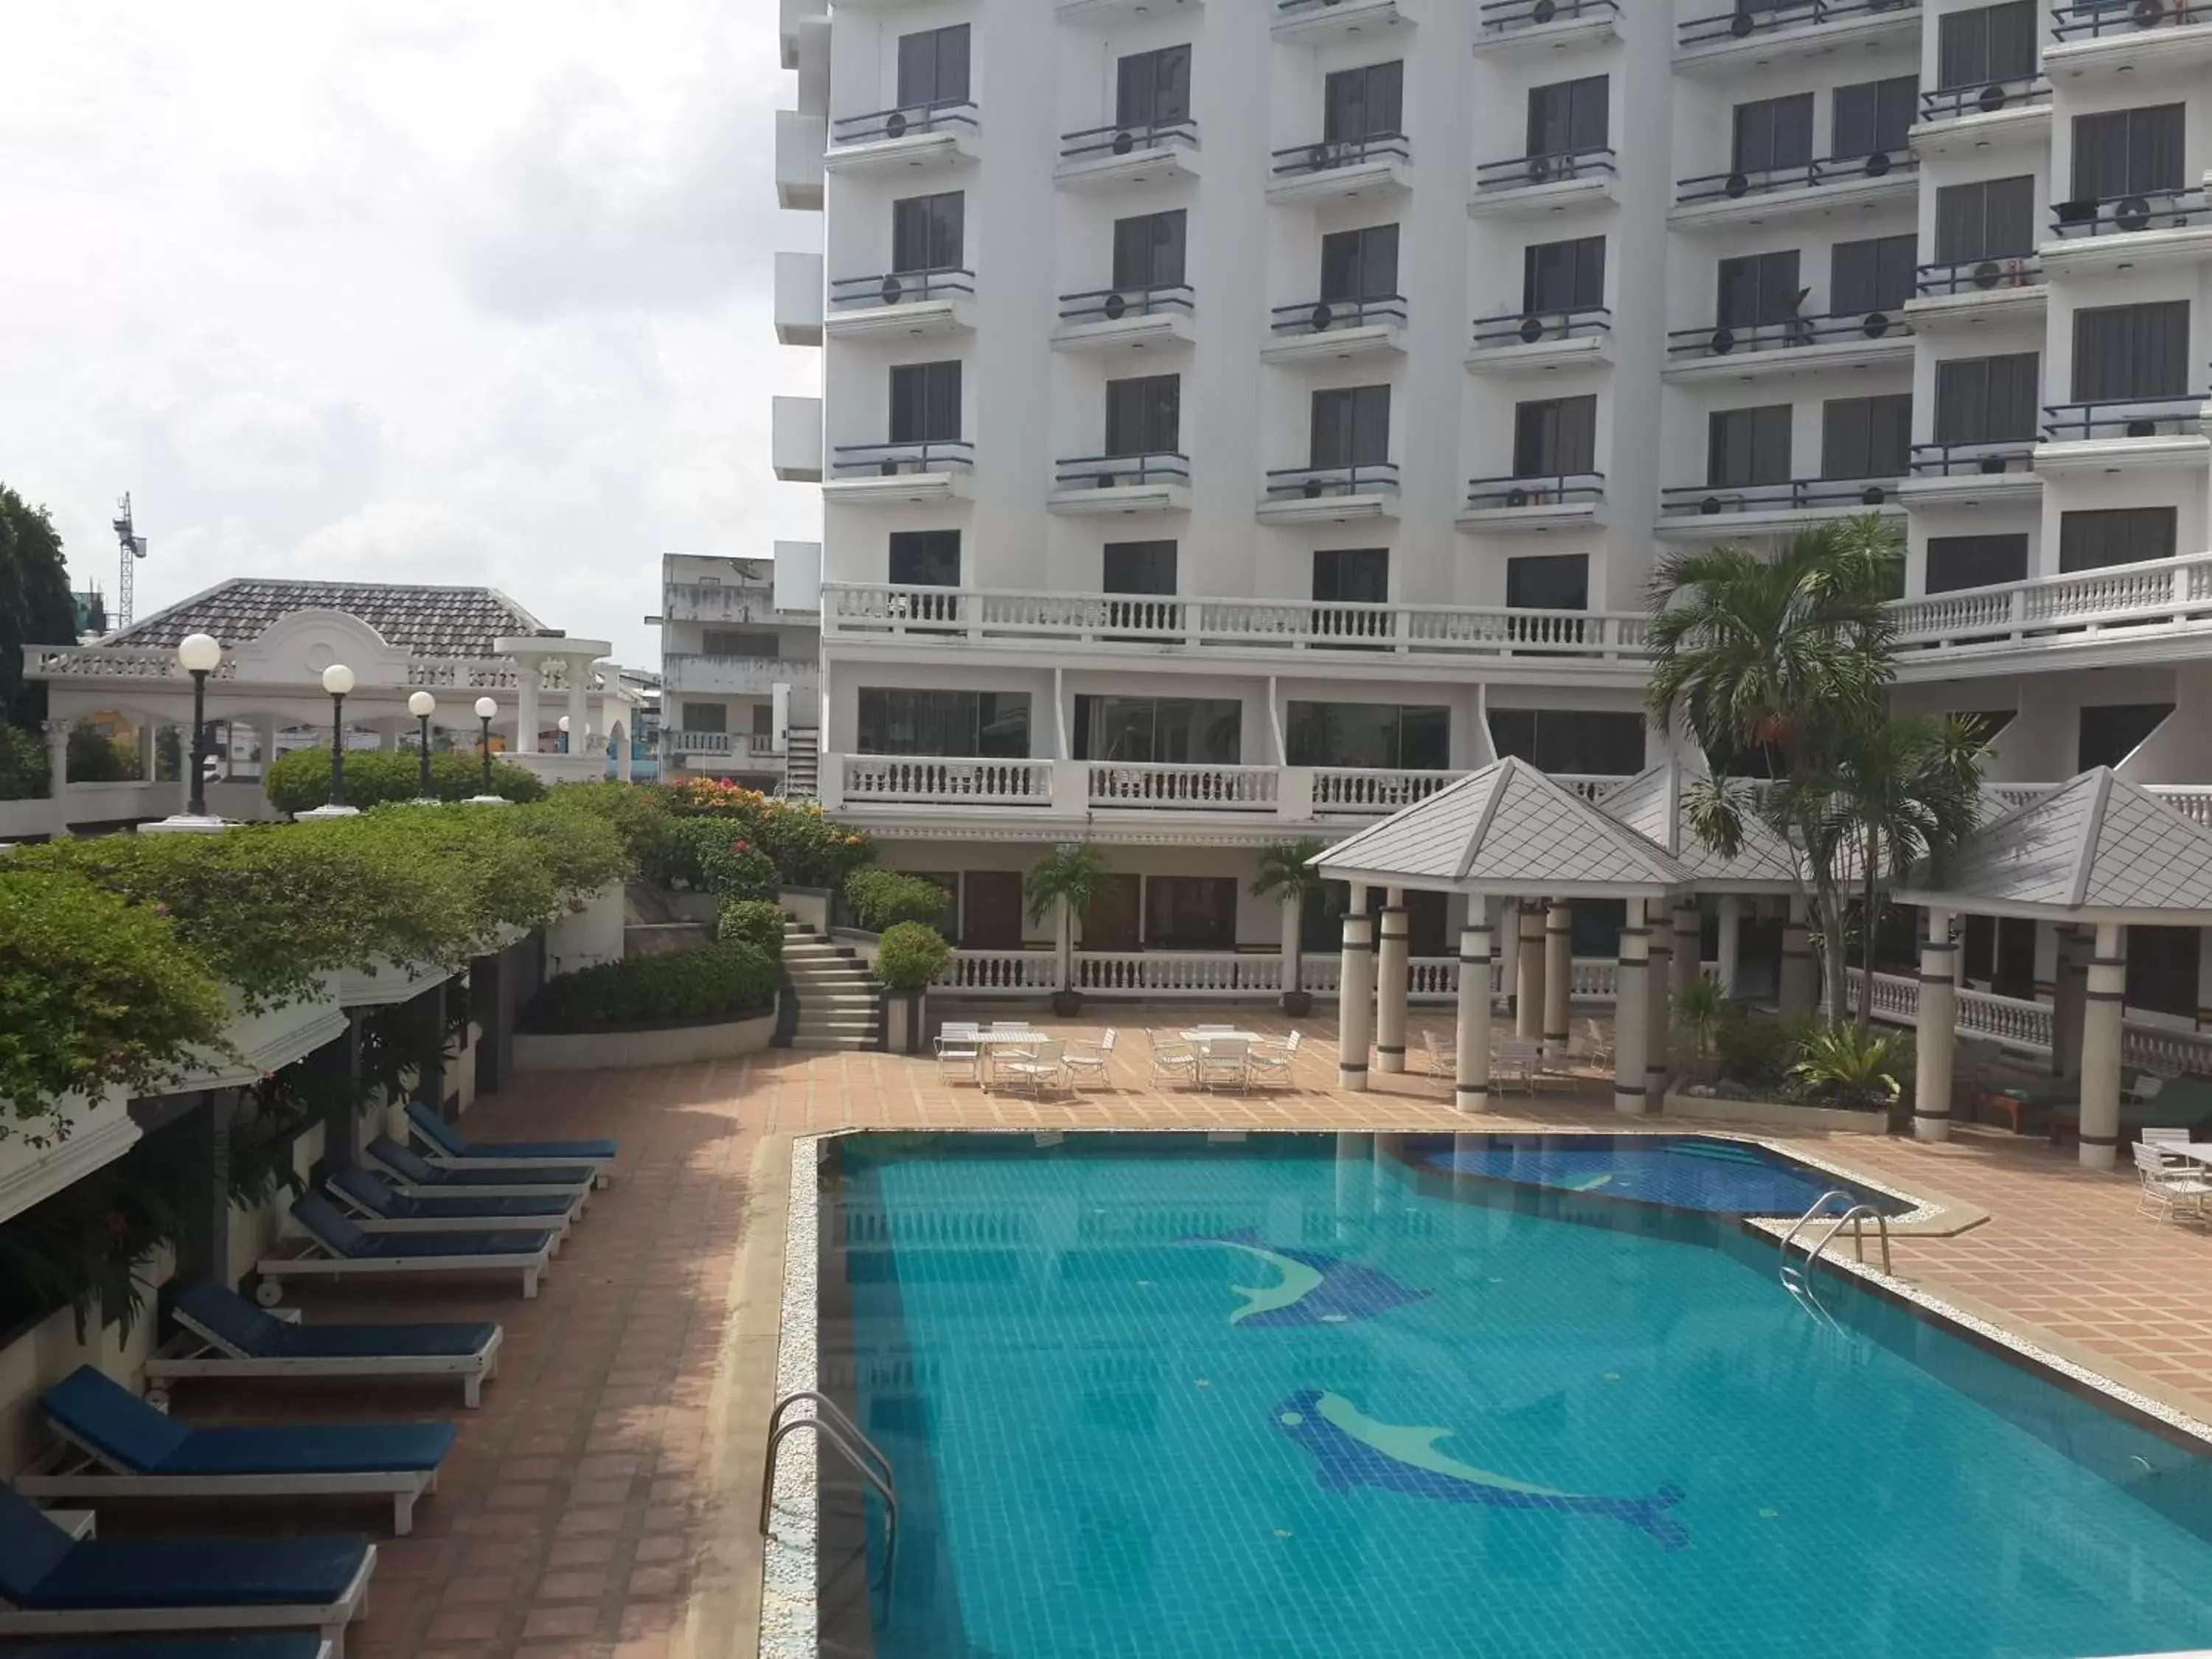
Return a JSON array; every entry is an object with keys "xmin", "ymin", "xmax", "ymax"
[
  {"xmin": 875, "ymin": 922, "xmax": 950, "ymax": 990},
  {"xmin": 844, "ymin": 868, "xmax": 950, "ymax": 931},
  {"xmin": 265, "ymin": 746, "xmax": 546, "ymax": 813},
  {"xmin": 66, "ymin": 722, "xmax": 137, "ymax": 783},
  {"xmin": 521, "ymin": 941, "xmax": 776, "ymax": 1032},
  {"xmin": 716, "ymin": 900, "xmax": 786, "ymax": 961},
  {"xmin": 0, "ymin": 724, "xmax": 49, "ymax": 801}
]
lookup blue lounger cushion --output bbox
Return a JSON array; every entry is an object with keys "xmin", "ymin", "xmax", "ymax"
[
  {"xmin": 369, "ymin": 1137, "xmax": 593, "ymax": 1190},
  {"xmin": 329, "ymin": 1166, "xmax": 574, "ymax": 1223},
  {"xmin": 173, "ymin": 1281, "xmax": 499, "ymax": 1362},
  {"xmin": 42, "ymin": 1367, "xmax": 456, "ymax": 1477},
  {"xmin": 0, "ymin": 1481, "xmax": 369, "ymax": 1610},
  {"xmin": 409, "ymin": 1100, "xmax": 616, "ymax": 1163},
  {"xmin": 294, "ymin": 1193, "xmax": 554, "ymax": 1260},
  {"xmin": 0, "ymin": 1635, "xmax": 330, "ymax": 1658}
]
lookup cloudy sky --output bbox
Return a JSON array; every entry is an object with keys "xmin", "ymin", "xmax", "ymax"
[{"xmin": 0, "ymin": 1, "xmax": 817, "ymax": 667}]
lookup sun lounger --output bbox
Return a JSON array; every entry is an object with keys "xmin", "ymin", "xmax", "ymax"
[
  {"xmin": 0, "ymin": 1635, "xmax": 330, "ymax": 1659},
  {"xmin": 406, "ymin": 1101, "xmax": 615, "ymax": 1185},
  {"xmin": 18, "ymin": 1368, "xmax": 455, "ymax": 1537},
  {"xmin": 364, "ymin": 1137, "xmax": 594, "ymax": 1205},
  {"xmin": 0, "ymin": 1480, "xmax": 373, "ymax": 1655},
  {"xmin": 256, "ymin": 1194, "xmax": 556, "ymax": 1303},
  {"xmin": 325, "ymin": 1166, "xmax": 578, "ymax": 1248},
  {"xmin": 145, "ymin": 1281, "xmax": 502, "ymax": 1410}
]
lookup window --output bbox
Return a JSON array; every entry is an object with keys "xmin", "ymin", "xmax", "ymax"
[
  {"xmin": 1925, "ymin": 535, "xmax": 2028, "ymax": 594},
  {"xmin": 1323, "ymin": 60, "xmax": 1402, "ymax": 144},
  {"xmin": 702, "ymin": 630, "xmax": 781, "ymax": 658},
  {"xmin": 1934, "ymin": 353, "xmax": 2040, "ymax": 442},
  {"xmin": 1486, "ymin": 709, "xmax": 1644, "ymax": 774},
  {"xmin": 2077, "ymin": 703, "xmax": 2171, "ymax": 771},
  {"xmin": 1732, "ymin": 92, "xmax": 1815, "ymax": 174},
  {"xmin": 1937, "ymin": 1, "xmax": 2037, "ymax": 88},
  {"xmin": 680, "ymin": 702, "xmax": 726, "ymax": 734},
  {"xmin": 2070, "ymin": 104, "xmax": 2185, "ymax": 201},
  {"xmin": 888, "ymin": 361, "xmax": 961, "ymax": 443},
  {"xmin": 1512, "ymin": 395, "xmax": 1598, "ymax": 477},
  {"xmin": 1832, "ymin": 75, "xmax": 1918, "ymax": 158},
  {"xmin": 896, "ymin": 24, "xmax": 969, "ymax": 107},
  {"xmin": 1934, "ymin": 176, "xmax": 2037, "ymax": 265},
  {"xmin": 1716, "ymin": 251, "xmax": 1802, "ymax": 327},
  {"xmin": 1312, "ymin": 547, "xmax": 1389, "ymax": 603},
  {"xmin": 1286, "ymin": 702, "xmax": 1449, "ymax": 769},
  {"xmin": 1105, "ymin": 374, "xmax": 1180, "ymax": 456},
  {"xmin": 1074, "ymin": 698, "xmax": 1241, "ymax": 764},
  {"xmin": 1526, "ymin": 74, "xmax": 1608, "ymax": 156},
  {"xmin": 1310, "ymin": 386, "xmax": 1391, "ymax": 468},
  {"xmin": 2059, "ymin": 507, "xmax": 2178, "ymax": 571},
  {"xmin": 1822, "ymin": 394, "xmax": 1912, "ymax": 479},
  {"xmin": 891, "ymin": 192, "xmax": 963, "ymax": 273},
  {"xmin": 1829, "ymin": 234, "xmax": 1917, "ymax": 314},
  {"xmin": 1708, "ymin": 405, "xmax": 1793, "ymax": 487},
  {"xmin": 1320, "ymin": 224, "xmax": 1399, "ymax": 302},
  {"xmin": 1104, "ymin": 540, "xmax": 1176, "ymax": 594},
  {"xmin": 1144, "ymin": 877, "xmax": 1239, "ymax": 950},
  {"xmin": 1116, "ymin": 44, "xmax": 1191, "ymax": 128},
  {"xmin": 2071, "ymin": 302, "xmax": 2191, "ymax": 403},
  {"xmin": 2126, "ymin": 925, "xmax": 2199, "ymax": 1020},
  {"xmin": 888, "ymin": 529, "xmax": 960, "ymax": 587},
  {"xmin": 1112, "ymin": 210, "xmax": 1186, "ymax": 291},
  {"xmin": 1523, "ymin": 236, "xmax": 1605, "ymax": 313},
  {"xmin": 857, "ymin": 688, "xmax": 1030, "ymax": 757},
  {"xmin": 1506, "ymin": 554, "xmax": 1589, "ymax": 611}
]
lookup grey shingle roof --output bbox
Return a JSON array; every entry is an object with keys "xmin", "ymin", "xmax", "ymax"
[
  {"xmin": 105, "ymin": 578, "xmax": 554, "ymax": 660},
  {"xmin": 1315, "ymin": 757, "xmax": 1694, "ymax": 894},
  {"xmin": 1597, "ymin": 757, "xmax": 1802, "ymax": 888}
]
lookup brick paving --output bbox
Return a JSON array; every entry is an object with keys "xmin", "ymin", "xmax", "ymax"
[{"xmin": 135, "ymin": 1012, "xmax": 2212, "ymax": 1659}]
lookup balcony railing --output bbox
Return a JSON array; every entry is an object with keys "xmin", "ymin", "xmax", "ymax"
[
  {"xmin": 1677, "ymin": 148, "xmax": 1915, "ymax": 205},
  {"xmin": 843, "ymin": 755, "xmax": 1051, "ymax": 805},
  {"xmin": 1264, "ymin": 462, "xmax": 1400, "ymax": 500},
  {"xmin": 1053, "ymin": 452, "xmax": 1191, "ymax": 490},
  {"xmin": 2051, "ymin": 0, "xmax": 2207, "ymax": 40},
  {"xmin": 1908, "ymin": 439, "xmax": 2038, "ymax": 476},
  {"xmin": 1472, "ymin": 306, "xmax": 1613, "ymax": 348},
  {"xmin": 1087, "ymin": 762, "xmax": 1279, "ymax": 810},
  {"xmin": 2051, "ymin": 186, "xmax": 2212, "ymax": 239},
  {"xmin": 1058, "ymin": 283, "xmax": 1194, "ymax": 322},
  {"xmin": 1060, "ymin": 119, "xmax": 1199, "ymax": 161},
  {"xmin": 1916, "ymin": 254, "xmax": 2042, "ymax": 296},
  {"xmin": 1661, "ymin": 476, "xmax": 1904, "ymax": 515},
  {"xmin": 1475, "ymin": 147, "xmax": 1614, "ymax": 193},
  {"xmin": 1679, "ymin": 0, "xmax": 1919, "ymax": 48},
  {"xmin": 1464, "ymin": 472, "xmax": 1605, "ymax": 509},
  {"xmin": 1667, "ymin": 307, "xmax": 1910, "ymax": 359},
  {"xmin": 1479, "ymin": 0, "xmax": 1620, "ymax": 35},
  {"xmin": 1891, "ymin": 552, "xmax": 2212, "ymax": 651},
  {"xmin": 829, "ymin": 268, "xmax": 974, "ymax": 308},
  {"xmin": 830, "ymin": 100, "xmax": 978, "ymax": 146},
  {"xmin": 829, "ymin": 439, "xmax": 975, "ymax": 478},
  {"xmin": 1270, "ymin": 132, "xmax": 1410, "ymax": 177},
  {"xmin": 1918, "ymin": 77, "xmax": 2049, "ymax": 120},
  {"xmin": 2041, "ymin": 396, "xmax": 2208, "ymax": 442},
  {"xmin": 1270, "ymin": 294, "xmax": 1408, "ymax": 335}
]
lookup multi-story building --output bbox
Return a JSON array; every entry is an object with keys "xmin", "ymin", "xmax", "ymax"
[
  {"xmin": 652, "ymin": 550, "xmax": 824, "ymax": 791},
  {"xmin": 771, "ymin": 0, "xmax": 2212, "ymax": 1026}
]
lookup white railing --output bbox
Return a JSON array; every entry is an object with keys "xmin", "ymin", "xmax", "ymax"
[
  {"xmin": 1312, "ymin": 768, "xmax": 1463, "ymax": 813},
  {"xmin": 841, "ymin": 755, "xmax": 1051, "ymax": 805},
  {"xmin": 1074, "ymin": 953, "xmax": 1285, "ymax": 996},
  {"xmin": 661, "ymin": 655, "xmax": 820, "ymax": 696},
  {"xmin": 1891, "ymin": 552, "xmax": 2212, "ymax": 658},
  {"xmin": 1844, "ymin": 967, "xmax": 2212, "ymax": 1073},
  {"xmin": 1087, "ymin": 762, "xmax": 1279, "ymax": 810},
  {"xmin": 938, "ymin": 951, "xmax": 1060, "ymax": 995}
]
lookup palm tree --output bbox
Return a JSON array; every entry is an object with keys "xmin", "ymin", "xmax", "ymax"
[
  {"xmin": 1024, "ymin": 842, "xmax": 1112, "ymax": 1014},
  {"xmin": 1251, "ymin": 838, "xmax": 1329, "ymax": 1012}
]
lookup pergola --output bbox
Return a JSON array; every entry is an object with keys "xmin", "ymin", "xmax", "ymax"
[
  {"xmin": 1313, "ymin": 757, "xmax": 1696, "ymax": 1115},
  {"xmin": 1897, "ymin": 767, "xmax": 2212, "ymax": 1169}
]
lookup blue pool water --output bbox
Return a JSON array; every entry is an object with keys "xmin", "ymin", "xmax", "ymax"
[{"xmin": 824, "ymin": 1133, "xmax": 2212, "ymax": 1658}]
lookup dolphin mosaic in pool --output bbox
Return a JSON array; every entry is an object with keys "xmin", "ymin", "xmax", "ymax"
[
  {"xmin": 1273, "ymin": 1388, "xmax": 1691, "ymax": 1550},
  {"xmin": 1180, "ymin": 1230, "xmax": 1431, "ymax": 1327}
]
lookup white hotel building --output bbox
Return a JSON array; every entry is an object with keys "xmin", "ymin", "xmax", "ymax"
[{"xmin": 768, "ymin": 0, "xmax": 2212, "ymax": 1026}]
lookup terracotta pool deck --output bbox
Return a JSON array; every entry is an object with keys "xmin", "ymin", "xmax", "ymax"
[{"xmin": 155, "ymin": 1016, "xmax": 2212, "ymax": 1659}]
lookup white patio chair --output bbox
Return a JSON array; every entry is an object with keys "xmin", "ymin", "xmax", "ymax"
[
  {"xmin": 1064, "ymin": 1029, "xmax": 1118, "ymax": 1088},
  {"xmin": 1150, "ymin": 1037, "xmax": 1199, "ymax": 1088},
  {"xmin": 934, "ymin": 1031, "xmax": 981, "ymax": 1086},
  {"xmin": 1198, "ymin": 1037, "xmax": 1251, "ymax": 1092},
  {"xmin": 2132, "ymin": 1141, "xmax": 2211, "ymax": 1222},
  {"xmin": 998, "ymin": 1040, "xmax": 1066, "ymax": 1099},
  {"xmin": 1248, "ymin": 1031, "xmax": 1301, "ymax": 1091}
]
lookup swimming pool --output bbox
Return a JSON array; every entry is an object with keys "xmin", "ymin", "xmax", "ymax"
[{"xmin": 815, "ymin": 1132, "xmax": 2212, "ymax": 1658}]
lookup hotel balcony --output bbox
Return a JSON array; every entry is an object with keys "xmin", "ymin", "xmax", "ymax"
[
  {"xmin": 1891, "ymin": 552, "xmax": 2212, "ymax": 675},
  {"xmin": 1270, "ymin": 0, "xmax": 1413, "ymax": 45},
  {"xmin": 2046, "ymin": 0, "xmax": 2212, "ymax": 79},
  {"xmin": 824, "ymin": 101, "xmax": 978, "ymax": 179},
  {"xmin": 1260, "ymin": 294, "xmax": 1407, "ymax": 366},
  {"xmin": 2045, "ymin": 186, "xmax": 2212, "ymax": 277},
  {"xmin": 1255, "ymin": 462, "xmax": 1401, "ymax": 525},
  {"xmin": 1058, "ymin": 0, "xmax": 1203, "ymax": 22},
  {"xmin": 822, "ymin": 268, "xmax": 975, "ymax": 341},
  {"xmin": 1657, "ymin": 475, "xmax": 1905, "ymax": 538},
  {"xmin": 1472, "ymin": 0, "xmax": 1620, "ymax": 55},
  {"xmin": 1466, "ymin": 307, "xmax": 1614, "ymax": 376},
  {"xmin": 821, "ymin": 439, "xmax": 975, "ymax": 507},
  {"xmin": 661, "ymin": 655, "xmax": 821, "ymax": 697},
  {"xmin": 1265, "ymin": 133, "xmax": 1412, "ymax": 206},
  {"xmin": 774, "ymin": 251, "xmax": 823, "ymax": 346},
  {"xmin": 1911, "ymin": 77, "xmax": 2050, "ymax": 157},
  {"xmin": 1047, "ymin": 452, "xmax": 1192, "ymax": 516},
  {"xmin": 1671, "ymin": 150, "xmax": 1918, "ymax": 231},
  {"xmin": 1455, "ymin": 472, "xmax": 1606, "ymax": 533},
  {"xmin": 1467, "ymin": 147, "xmax": 1615, "ymax": 219},
  {"xmin": 1056, "ymin": 120, "xmax": 1201, "ymax": 190},
  {"xmin": 1896, "ymin": 439, "xmax": 2040, "ymax": 508},
  {"xmin": 1674, "ymin": 0, "xmax": 1922, "ymax": 74},
  {"xmin": 1051, "ymin": 284, "xmax": 1197, "ymax": 355},
  {"xmin": 1905, "ymin": 255, "xmax": 2045, "ymax": 332},
  {"xmin": 1662, "ymin": 307, "xmax": 1914, "ymax": 384},
  {"xmin": 2037, "ymin": 396, "xmax": 2211, "ymax": 476}
]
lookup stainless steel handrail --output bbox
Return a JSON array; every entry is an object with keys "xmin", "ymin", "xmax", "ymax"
[{"xmin": 760, "ymin": 1391, "xmax": 899, "ymax": 1585}]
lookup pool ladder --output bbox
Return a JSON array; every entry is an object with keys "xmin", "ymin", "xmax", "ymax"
[
  {"xmin": 1778, "ymin": 1191, "xmax": 1892, "ymax": 1315},
  {"xmin": 761, "ymin": 1391, "xmax": 898, "ymax": 1588}
]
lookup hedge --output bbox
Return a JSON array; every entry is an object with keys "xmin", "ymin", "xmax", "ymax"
[
  {"xmin": 845, "ymin": 869, "xmax": 950, "ymax": 932},
  {"xmin": 875, "ymin": 922, "xmax": 950, "ymax": 990},
  {"xmin": 716, "ymin": 900, "xmax": 786, "ymax": 961},
  {"xmin": 266, "ymin": 746, "xmax": 546, "ymax": 813},
  {"xmin": 521, "ymin": 941, "xmax": 777, "ymax": 1032}
]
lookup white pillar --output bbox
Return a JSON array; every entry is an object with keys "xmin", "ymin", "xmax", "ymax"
[
  {"xmin": 1914, "ymin": 908, "xmax": 1958, "ymax": 1142},
  {"xmin": 2078, "ymin": 922, "xmax": 2127, "ymax": 1171},
  {"xmin": 1780, "ymin": 893, "xmax": 1816, "ymax": 1015},
  {"xmin": 1717, "ymin": 896, "xmax": 1742, "ymax": 997},
  {"xmin": 1515, "ymin": 903, "xmax": 1544, "ymax": 1038},
  {"xmin": 1455, "ymin": 921, "xmax": 1494, "ymax": 1114},
  {"xmin": 1543, "ymin": 900, "xmax": 1572, "ymax": 1051},
  {"xmin": 1375, "ymin": 890, "xmax": 1409, "ymax": 1074},
  {"xmin": 515, "ymin": 661, "xmax": 540, "ymax": 755},
  {"xmin": 1613, "ymin": 899, "xmax": 1651, "ymax": 1116},
  {"xmin": 1338, "ymin": 902, "xmax": 1374, "ymax": 1092},
  {"xmin": 2051, "ymin": 925, "xmax": 2087, "ymax": 1081}
]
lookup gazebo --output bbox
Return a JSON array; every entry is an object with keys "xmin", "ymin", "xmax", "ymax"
[
  {"xmin": 1313, "ymin": 757, "xmax": 1695, "ymax": 1115},
  {"xmin": 1896, "ymin": 768, "xmax": 2212, "ymax": 1168}
]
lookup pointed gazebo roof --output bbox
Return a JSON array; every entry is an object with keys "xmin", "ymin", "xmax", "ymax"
[
  {"xmin": 1596, "ymin": 756, "xmax": 1801, "ymax": 892},
  {"xmin": 1312, "ymin": 756, "xmax": 1695, "ymax": 898},
  {"xmin": 1894, "ymin": 768, "xmax": 2212, "ymax": 923}
]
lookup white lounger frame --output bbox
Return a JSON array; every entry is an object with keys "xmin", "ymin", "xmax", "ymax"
[
  {"xmin": 0, "ymin": 1542, "xmax": 372, "ymax": 1657},
  {"xmin": 255, "ymin": 1236, "xmax": 551, "ymax": 1301},
  {"xmin": 18, "ymin": 1429, "xmax": 442, "ymax": 1535},
  {"xmin": 364, "ymin": 1146, "xmax": 595, "ymax": 1207},
  {"xmin": 145, "ymin": 1309, "xmax": 504, "ymax": 1409}
]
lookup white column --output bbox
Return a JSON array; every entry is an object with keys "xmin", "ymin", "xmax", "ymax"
[
  {"xmin": 1914, "ymin": 908, "xmax": 1958, "ymax": 1142},
  {"xmin": 1455, "ymin": 921, "xmax": 1494, "ymax": 1113},
  {"xmin": 1514, "ymin": 903, "xmax": 1544, "ymax": 1038},
  {"xmin": 1337, "ymin": 899, "xmax": 1374, "ymax": 1092},
  {"xmin": 1780, "ymin": 893, "xmax": 1816, "ymax": 1015},
  {"xmin": 2078, "ymin": 922, "xmax": 2127, "ymax": 1171},
  {"xmin": 515, "ymin": 660, "xmax": 540, "ymax": 755},
  {"xmin": 1717, "ymin": 896, "xmax": 1742, "ymax": 997},
  {"xmin": 2051, "ymin": 925, "xmax": 2087, "ymax": 1081},
  {"xmin": 1543, "ymin": 901, "xmax": 1573, "ymax": 1052},
  {"xmin": 1375, "ymin": 890, "xmax": 1409, "ymax": 1074},
  {"xmin": 1613, "ymin": 899, "xmax": 1651, "ymax": 1116}
]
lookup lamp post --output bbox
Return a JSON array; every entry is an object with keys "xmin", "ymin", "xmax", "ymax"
[
  {"xmin": 178, "ymin": 633, "xmax": 221, "ymax": 817},
  {"xmin": 408, "ymin": 691, "xmax": 437, "ymax": 800},
  {"xmin": 470, "ymin": 696, "xmax": 509, "ymax": 805}
]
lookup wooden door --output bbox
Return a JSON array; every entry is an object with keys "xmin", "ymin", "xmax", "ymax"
[{"xmin": 962, "ymin": 872, "xmax": 1026, "ymax": 949}]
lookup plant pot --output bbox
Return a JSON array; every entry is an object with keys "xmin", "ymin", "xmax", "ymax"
[
  {"xmin": 1280, "ymin": 990, "xmax": 1314, "ymax": 1018},
  {"xmin": 1050, "ymin": 990, "xmax": 1083, "ymax": 1018}
]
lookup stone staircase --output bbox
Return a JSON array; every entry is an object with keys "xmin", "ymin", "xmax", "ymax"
[
  {"xmin": 782, "ymin": 919, "xmax": 880, "ymax": 1050},
  {"xmin": 783, "ymin": 727, "xmax": 820, "ymax": 800}
]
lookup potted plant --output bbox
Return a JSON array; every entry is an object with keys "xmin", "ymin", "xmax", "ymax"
[
  {"xmin": 1251, "ymin": 838, "xmax": 1328, "ymax": 1017},
  {"xmin": 1023, "ymin": 843, "xmax": 1110, "ymax": 1018},
  {"xmin": 874, "ymin": 922, "xmax": 950, "ymax": 1054}
]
